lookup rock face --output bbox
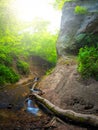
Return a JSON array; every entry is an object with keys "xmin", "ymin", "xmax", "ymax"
[{"xmin": 57, "ymin": 0, "xmax": 98, "ymax": 56}]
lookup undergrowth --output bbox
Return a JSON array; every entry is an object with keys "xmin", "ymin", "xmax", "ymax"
[
  {"xmin": 17, "ymin": 60, "xmax": 30, "ymax": 75},
  {"xmin": 0, "ymin": 64, "xmax": 19, "ymax": 85},
  {"xmin": 78, "ymin": 46, "xmax": 98, "ymax": 80}
]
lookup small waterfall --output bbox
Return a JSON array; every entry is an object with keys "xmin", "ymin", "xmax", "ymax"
[
  {"xmin": 25, "ymin": 77, "xmax": 41, "ymax": 115},
  {"xmin": 26, "ymin": 98, "xmax": 39, "ymax": 115},
  {"xmin": 27, "ymin": 99, "xmax": 32, "ymax": 107}
]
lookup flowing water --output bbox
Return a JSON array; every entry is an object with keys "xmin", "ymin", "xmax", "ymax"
[
  {"xmin": 26, "ymin": 98, "xmax": 39, "ymax": 115},
  {"xmin": 0, "ymin": 77, "xmax": 40, "ymax": 110},
  {"xmin": 0, "ymin": 77, "xmax": 53, "ymax": 130}
]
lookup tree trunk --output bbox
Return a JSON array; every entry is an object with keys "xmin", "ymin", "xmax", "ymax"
[{"xmin": 32, "ymin": 93, "xmax": 98, "ymax": 127}]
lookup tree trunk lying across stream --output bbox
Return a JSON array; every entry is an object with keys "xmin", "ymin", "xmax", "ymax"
[{"xmin": 32, "ymin": 93, "xmax": 98, "ymax": 128}]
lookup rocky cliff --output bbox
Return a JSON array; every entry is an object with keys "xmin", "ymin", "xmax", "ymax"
[{"xmin": 57, "ymin": 0, "xmax": 98, "ymax": 56}]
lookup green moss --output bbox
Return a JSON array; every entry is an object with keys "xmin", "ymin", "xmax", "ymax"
[
  {"xmin": 75, "ymin": 33, "xmax": 98, "ymax": 53},
  {"xmin": 53, "ymin": 0, "xmax": 76, "ymax": 10},
  {"xmin": 75, "ymin": 34, "xmax": 86, "ymax": 43},
  {"xmin": 74, "ymin": 6, "xmax": 88, "ymax": 14}
]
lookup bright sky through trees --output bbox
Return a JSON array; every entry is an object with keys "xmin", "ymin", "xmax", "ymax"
[{"xmin": 11, "ymin": 0, "xmax": 61, "ymax": 32}]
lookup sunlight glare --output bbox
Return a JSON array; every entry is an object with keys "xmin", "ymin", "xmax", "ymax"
[
  {"xmin": 12, "ymin": 0, "xmax": 41, "ymax": 21},
  {"xmin": 11, "ymin": 0, "xmax": 61, "ymax": 32}
]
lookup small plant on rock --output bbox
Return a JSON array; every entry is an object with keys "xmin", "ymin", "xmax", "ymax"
[{"xmin": 75, "ymin": 6, "xmax": 88, "ymax": 14}]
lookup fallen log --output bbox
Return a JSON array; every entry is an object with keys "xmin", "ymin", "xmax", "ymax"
[{"xmin": 32, "ymin": 93, "xmax": 98, "ymax": 127}]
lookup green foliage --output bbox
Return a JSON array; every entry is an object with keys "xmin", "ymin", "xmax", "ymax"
[
  {"xmin": 21, "ymin": 31, "xmax": 57, "ymax": 65},
  {"xmin": 0, "ymin": 45, "xmax": 13, "ymax": 66},
  {"xmin": 75, "ymin": 33, "xmax": 98, "ymax": 52},
  {"xmin": 74, "ymin": 6, "xmax": 88, "ymax": 14},
  {"xmin": 0, "ymin": 0, "xmax": 57, "ymax": 85},
  {"xmin": 78, "ymin": 46, "xmax": 98, "ymax": 80},
  {"xmin": 45, "ymin": 68, "xmax": 54, "ymax": 75},
  {"xmin": 0, "ymin": 64, "xmax": 19, "ymax": 85},
  {"xmin": 17, "ymin": 60, "xmax": 29, "ymax": 75},
  {"xmin": 53, "ymin": 0, "xmax": 75, "ymax": 9}
]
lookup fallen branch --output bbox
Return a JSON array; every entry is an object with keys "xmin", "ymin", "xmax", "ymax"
[
  {"xmin": 32, "ymin": 125, "xmax": 56, "ymax": 130},
  {"xmin": 44, "ymin": 116, "xmax": 67, "ymax": 127},
  {"xmin": 44, "ymin": 117, "xmax": 57, "ymax": 128},
  {"xmin": 32, "ymin": 93, "xmax": 98, "ymax": 127}
]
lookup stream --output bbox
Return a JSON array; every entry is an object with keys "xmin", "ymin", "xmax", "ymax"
[
  {"xmin": 0, "ymin": 77, "xmax": 39, "ymax": 110},
  {"xmin": 26, "ymin": 98, "xmax": 39, "ymax": 115},
  {"xmin": 0, "ymin": 77, "xmax": 53, "ymax": 130},
  {"xmin": 0, "ymin": 77, "xmax": 95, "ymax": 130}
]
